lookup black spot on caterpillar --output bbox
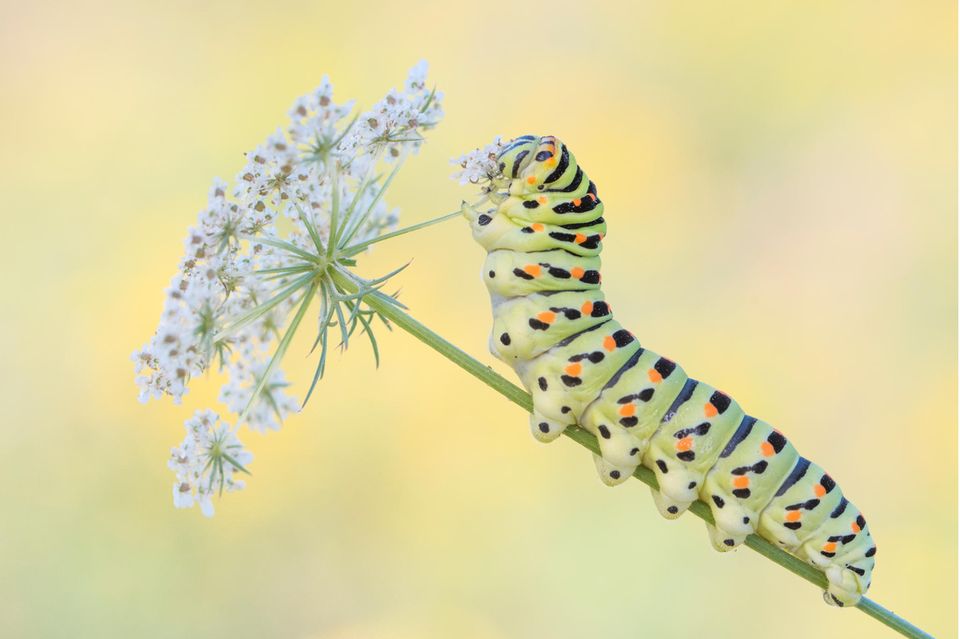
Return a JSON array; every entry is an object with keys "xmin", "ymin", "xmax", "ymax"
[
  {"xmin": 513, "ymin": 267, "xmax": 535, "ymax": 280},
  {"xmin": 465, "ymin": 135, "xmax": 875, "ymax": 608}
]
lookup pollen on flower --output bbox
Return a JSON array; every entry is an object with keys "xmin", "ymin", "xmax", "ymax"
[{"xmin": 136, "ymin": 61, "xmax": 443, "ymax": 516}]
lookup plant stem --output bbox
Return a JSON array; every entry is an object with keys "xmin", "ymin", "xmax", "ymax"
[
  {"xmin": 344, "ymin": 209, "xmax": 464, "ymax": 255},
  {"xmin": 334, "ymin": 273, "xmax": 934, "ymax": 639}
]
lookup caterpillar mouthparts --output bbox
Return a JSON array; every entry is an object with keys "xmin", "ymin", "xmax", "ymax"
[{"xmin": 462, "ymin": 134, "xmax": 876, "ymax": 608}]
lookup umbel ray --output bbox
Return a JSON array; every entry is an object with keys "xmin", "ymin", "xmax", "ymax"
[{"xmin": 459, "ymin": 134, "xmax": 876, "ymax": 607}]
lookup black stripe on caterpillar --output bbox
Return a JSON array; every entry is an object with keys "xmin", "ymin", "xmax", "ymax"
[{"xmin": 461, "ymin": 134, "xmax": 876, "ymax": 608}]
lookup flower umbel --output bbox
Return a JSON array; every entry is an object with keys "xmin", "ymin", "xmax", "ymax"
[
  {"xmin": 135, "ymin": 63, "xmax": 448, "ymax": 515},
  {"xmin": 169, "ymin": 410, "xmax": 252, "ymax": 518}
]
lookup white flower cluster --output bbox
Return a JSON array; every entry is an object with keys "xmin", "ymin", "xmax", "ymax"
[
  {"xmin": 169, "ymin": 409, "xmax": 253, "ymax": 518},
  {"xmin": 345, "ymin": 61, "xmax": 443, "ymax": 160},
  {"xmin": 134, "ymin": 63, "xmax": 443, "ymax": 515},
  {"xmin": 450, "ymin": 137, "xmax": 505, "ymax": 186}
]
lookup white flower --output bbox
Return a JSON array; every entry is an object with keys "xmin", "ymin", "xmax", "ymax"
[
  {"xmin": 287, "ymin": 75, "xmax": 354, "ymax": 151},
  {"xmin": 450, "ymin": 137, "xmax": 506, "ymax": 186},
  {"xmin": 406, "ymin": 59, "xmax": 429, "ymax": 92},
  {"xmin": 342, "ymin": 61, "xmax": 444, "ymax": 160},
  {"xmin": 168, "ymin": 410, "xmax": 253, "ymax": 517}
]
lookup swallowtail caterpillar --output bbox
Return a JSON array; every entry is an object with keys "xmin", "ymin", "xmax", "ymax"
[{"xmin": 460, "ymin": 135, "xmax": 876, "ymax": 607}]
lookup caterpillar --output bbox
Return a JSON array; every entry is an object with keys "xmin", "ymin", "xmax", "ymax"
[{"xmin": 460, "ymin": 134, "xmax": 876, "ymax": 607}]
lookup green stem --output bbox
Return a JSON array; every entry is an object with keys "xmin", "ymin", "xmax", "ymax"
[
  {"xmin": 333, "ymin": 273, "xmax": 934, "ymax": 639},
  {"xmin": 344, "ymin": 209, "xmax": 464, "ymax": 255}
]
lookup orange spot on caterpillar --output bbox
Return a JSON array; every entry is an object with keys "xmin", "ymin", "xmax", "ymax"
[
  {"xmin": 676, "ymin": 436, "xmax": 693, "ymax": 452},
  {"xmin": 565, "ymin": 363, "xmax": 582, "ymax": 376},
  {"xmin": 704, "ymin": 403, "xmax": 718, "ymax": 418},
  {"xmin": 536, "ymin": 311, "xmax": 556, "ymax": 324},
  {"xmin": 538, "ymin": 196, "xmax": 547, "ymax": 204},
  {"xmin": 784, "ymin": 511, "xmax": 802, "ymax": 522},
  {"xmin": 570, "ymin": 267, "xmax": 585, "ymax": 279},
  {"xmin": 523, "ymin": 264, "xmax": 541, "ymax": 277},
  {"xmin": 526, "ymin": 176, "xmax": 536, "ymax": 185},
  {"xmin": 574, "ymin": 233, "xmax": 587, "ymax": 244},
  {"xmin": 546, "ymin": 158, "xmax": 557, "ymax": 166},
  {"xmin": 531, "ymin": 223, "xmax": 545, "ymax": 232},
  {"xmin": 814, "ymin": 484, "xmax": 827, "ymax": 497},
  {"xmin": 572, "ymin": 198, "xmax": 582, "ymax": 206},
  {"xmin": 760, "ymin": 442, "xmax": 775, "ymax": 457},
  {"xmin": 648, "ymin": 369, "xmax": 663, "ymax": 383},
  {"xmin": 603, "ymin": 335, "xmax": 616, "ymax": 351},
  {"xmin": 581, "ymin": 301, "xmax": 594, "ymax": 315},
  {"xmin": 823, "ymin": 542, "xmax": 837, "ymax": 553},
  {"xmin": 851, "ymin": 521, "xmax": 861, "ymax": 533},
  {"xmin": 733, "ymin": 476, "xmax": 750, "ymax": 489},
  {"xmin": 619, "ymin": 403, "xmax": 636, "ymax": 417}
]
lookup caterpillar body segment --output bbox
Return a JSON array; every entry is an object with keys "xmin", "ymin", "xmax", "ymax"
[
  {"xmin": 756, "ymin": 459, "xmax": 843, "ymax": 550},
  {"xmin": 460, "ymin": 135, "xmax": 876, "ymax": 607},
  {"xmin": 467, "ymin": 203, "xmax": 606, "ymax": 258},
  {"xmin": 518, "ymin": 320, "xmax": 641, "ymax": 440},
  {"xmin": 644, "ymin": 382, "xmax": 746, "ymax": 521},
  {"xmin": 489, "ymin": 290, "xmax": 611, "ymax": 362},
  {"xmin": 701, "ymin": 418, "xmax": 801, "ymax": 551},
  {"xmin": 482, "ymin": 249, "xmax": 602, "ymax": 298},
  {"xmin": 582, "ymin": 348, "xmax": 691, "ymax": 488}
]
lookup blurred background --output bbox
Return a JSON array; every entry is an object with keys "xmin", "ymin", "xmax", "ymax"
[{"xmin": 0, "ymin": 1, "xmax": 955, "ymax": 637}]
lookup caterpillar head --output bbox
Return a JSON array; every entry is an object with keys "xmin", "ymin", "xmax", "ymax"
[
  {"xmin": 496, "ymin": 135, "xmax": 539, "ymax": 181},
  {"xmin": 498, "ymin": 135, "xmax": 570, "ymax": 195}
]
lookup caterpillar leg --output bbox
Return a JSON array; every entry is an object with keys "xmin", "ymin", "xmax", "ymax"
[
  {"xmin": 646, "ymin": 456, "xmax": 700, "ymax": 520},
  {"xmin": 648, "ymin": 486, "xmax": 691, "ymax": 520},
  {"xmin": 529, "ymin": 411, "xmax": 568, "ymax": 443},
  {"xmin": 824, "ymin": 546, "xmax": 874, "ymax": 607},
  {"xmin": 823, "ymin": 567, "xmax": 864, "ymax": 607},
  {"xmin": 702, "ymin": 470, "xmax": 756, "ymax": 551},
  {"xmin": 823, "ymin": 546, "xmax": 874, "ymax": 607},
  {"xmin": 587, "ymin": 420, "xmax": 643, "ymax": 486},
  {"xmin": 592, "ymin": 454, "xmax": 634, "ymax": 486},
  {"xmin": 705, "ymin": 522, "xmax": 748, "ymax": 552}
]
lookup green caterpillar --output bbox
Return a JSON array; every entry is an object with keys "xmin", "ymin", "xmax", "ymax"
[{"xmin": 461, "ymin": 135, "xmax": 876, "ymax": 607}]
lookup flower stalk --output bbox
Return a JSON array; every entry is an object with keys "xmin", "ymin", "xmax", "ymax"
[{"xmin": 331, "ymin": 272, "xmax": 935, "ymax": 639}]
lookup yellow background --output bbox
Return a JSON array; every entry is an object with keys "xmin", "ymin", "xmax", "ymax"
[{"xmin": 1, "ymin": 1, "xmax": 955, "ymax": 637}]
